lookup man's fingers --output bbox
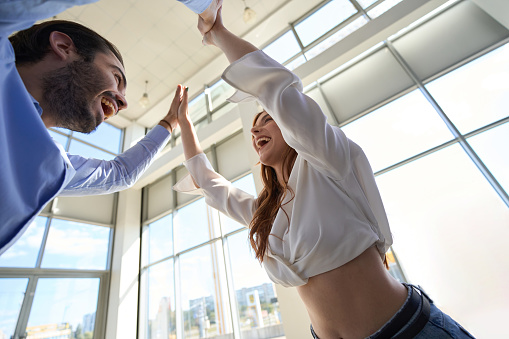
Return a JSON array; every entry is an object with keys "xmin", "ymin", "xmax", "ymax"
[{"xmin": 169, "ymin": 85, "xmax": 183, "ymax": 111}]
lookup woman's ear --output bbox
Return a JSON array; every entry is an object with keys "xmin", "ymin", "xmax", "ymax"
[{"xmin": 48, "ymin": 31, "xmax": 77, "ymax": 61}]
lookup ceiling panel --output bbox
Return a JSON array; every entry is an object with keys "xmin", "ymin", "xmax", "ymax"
[{"xmin": 49, "ymin": 0, "xmax": 295, "ymax": 128}]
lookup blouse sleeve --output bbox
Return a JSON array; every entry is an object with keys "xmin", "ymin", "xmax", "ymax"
[
  {"xmin": 173, "ymin": 153, "xmax": 257, "ymax": 227},
  {"xmin": 222, "ymin": 50, "xmax": 353, "ymax": 180}
]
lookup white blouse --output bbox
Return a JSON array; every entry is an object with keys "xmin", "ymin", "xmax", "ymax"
[{"xmin": 174, "ymin": 50, "xmax": 392, "ymax": 287}]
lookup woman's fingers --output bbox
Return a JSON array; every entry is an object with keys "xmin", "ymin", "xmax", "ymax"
[{"xmin": 178, "ymin": 86, "xmax": 189, "ymax": 121}]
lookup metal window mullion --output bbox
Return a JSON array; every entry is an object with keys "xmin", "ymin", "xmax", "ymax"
[
  {"xmin": 14, "ymin": 275, "xmax": 38, "ymax": 339},
  {"xmin": 174, "ymin": 254, "xmax": 183, "ymax": 339},
  {"xmin": 65, "ymin": 131, "xmax": 73, "ymax": 151},
  {"xmin": 106, "ymin": 193, "xmax": 119, "ymax": 271},
  {"xmin": 35, "ymin": 217, "xmax": 51, "ymax": 269},
  {"xmin": 211, "ymin": 144, "xmax": 219, "ymax": 173},
  {"xmin": 205, "ymin": 85, "xmax": 213, "ymax": 123},
  {"xmin": 349, "ymin": 0, "xmax": 371, "ymax": 20},
  {"xmin": 463, "ymin": 116, "xmax": 509, "ymax": 140},
  {"xmin": 93, "ymin": 273, "xmax": 109, "ymax": 339},
  {"xmin": 316, "ymin": 82, "xmax": 340, "ymax": 126},
  {"xmin": 289, "ymin": 24, "xmax": 307, "ymax": 56},
  {"xmin": 221, "ymin": 236, "xmax": 241, "ymax": 338},
  {"xmin": 386, "ymin": 40, "xmax": 509, "ymax": 207}
]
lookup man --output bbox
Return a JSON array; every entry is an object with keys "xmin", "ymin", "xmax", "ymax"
[{"xmin": 0, "ymin": 0, "xmax": 220, "ymax": 255}]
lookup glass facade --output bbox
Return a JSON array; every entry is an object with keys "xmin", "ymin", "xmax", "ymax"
[
  {"xmin": 0, "ymin": 123, "xmax": 121, "ymax": 339},
  {"xmin": 140, "ymin": 174, "xmax": 285, "ymax": 339},
  {"xmin": 0, "ymin": 218, "xmax": 113, "ymax": 339},
  {"xmin": 2, "ymin": 1, "xmax": 508, "ymax": 339},
  {"xmin": 171, "ymin": 0, "xmax": 407, "ymax": 148},
  {"xmin": 143, "ymin": 1, "xmax": 509, "ymax": 337}
]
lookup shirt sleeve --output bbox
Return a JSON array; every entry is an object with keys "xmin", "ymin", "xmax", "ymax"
[
  {"xmin": 222, "ymin": 50, "xmax": 354, "ymax": 180},
  {"xmin": 176, "ymin": 0, "xmax": 212, "ymax": 14},
  {"xmin": 0, "ymin": 0, "xmax": 98, "ymax": 37},
  {"xmin": 173, "ymin": 153, "xmax": 256, "ymax": 227},
  {"xmin": 59, "ymin": 125, "xmax": 170, "ymax": 196}
]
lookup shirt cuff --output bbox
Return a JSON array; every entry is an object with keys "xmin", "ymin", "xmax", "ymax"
[
  {"xmin": 172, "ymin": 153, "xmax": 209, "ymax": 195},
  {"xmin": 145, "ymin": 125, "xmax": 171, "ymax": 147}
]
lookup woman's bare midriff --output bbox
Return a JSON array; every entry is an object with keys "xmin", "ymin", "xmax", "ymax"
[{"xmin": 296, "ymin": 246, "xmax": 408, "ymax": 339}]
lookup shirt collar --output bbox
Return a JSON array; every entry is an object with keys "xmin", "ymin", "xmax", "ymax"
[{"xmin": 29, "ymin": 93, "xmax": 43, "ymax": 116}]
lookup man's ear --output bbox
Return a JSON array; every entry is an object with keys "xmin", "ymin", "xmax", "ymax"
[{"xmin": 49, "ymin": 31, "xmax": 77, "ymax": 61}]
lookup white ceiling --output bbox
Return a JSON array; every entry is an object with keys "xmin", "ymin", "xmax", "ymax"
[{"xmin": 51, "ymin": 0, "xmax": 312, "ymax": 127}]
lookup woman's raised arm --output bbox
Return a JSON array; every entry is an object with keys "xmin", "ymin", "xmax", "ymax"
[{"xmin": 200, "ymin": 7, "xmax": 258, "ymax": 64}]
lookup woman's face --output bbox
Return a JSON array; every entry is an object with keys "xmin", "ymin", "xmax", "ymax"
[{"xmin": 251, "ymin": 112, "xmax": 288, "ymax": 168}]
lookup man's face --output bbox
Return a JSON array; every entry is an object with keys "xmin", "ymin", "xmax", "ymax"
[{"xmin": 42, "ymin": 51, "xmax": 127, "ymax": 133}]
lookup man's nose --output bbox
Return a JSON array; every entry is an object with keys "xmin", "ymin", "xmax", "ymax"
[{"xmin": 116, "ymin": 93, "xmax": 128, "ymax": 111}]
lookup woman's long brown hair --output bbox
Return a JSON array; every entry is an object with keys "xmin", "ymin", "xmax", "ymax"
[
  {"xmin": 248, "ymin": 112, "xmax": 389, "ymax": 270},
  {"xmin": 249, "ymin": 112, "xmax": 297, "ymax": 262}
]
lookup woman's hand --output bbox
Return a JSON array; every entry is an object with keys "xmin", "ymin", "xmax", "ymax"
[
  {"xmin": 200, "ymin": 5, "xmax": 224, "ymax": 47},
  {"xmin": 177, "ymin": 85, "xmax": 189, "ymax": 124},
  {"xmin": 198, "ymin": 0, "xmax": 223, "ymax": 35},
  {"xmin": 159, "ymin": 85, "xmax": 185, "ymax": 133}
]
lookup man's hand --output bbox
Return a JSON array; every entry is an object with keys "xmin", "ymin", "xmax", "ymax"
[
  {"xmin": 198, "ymin": 0, "xmax": 223, "ymax": 35},
  {"xmin": 200, "ymin": 5, "xmax": 225, "ymax": 47}
]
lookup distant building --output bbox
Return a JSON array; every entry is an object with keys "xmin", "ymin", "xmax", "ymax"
[
  {"xmin": 26, "ymin": 323, "xmax": 71, "ymax": 339},
  {"xmin": 236, "ymin": 283, "xmax": 276, "ymax": 308},
  {"xmin": 82, "ymin": 313, "xmax": 96, "ymax": 333}
]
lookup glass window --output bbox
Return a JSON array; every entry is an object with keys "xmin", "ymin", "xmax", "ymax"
[
  {"xmin": 227, "ymin": 230, "xmax": 283, "ymax": 337},
  {"xmin": 305, "ymin": 16, "xmax": 368, "ymax": 61},
  {"xmin": 189, "ymin": 93, "xmax": 207, "ymax": 122},
  {"xmin": 209, "ymin": 80, "xmax": 235, "ymax": 111},
  {"xmin": 262, "ymin": 31, "xmax": 301, "ymax": 65},
  {"xmin": 194, "ymin": 117, "xmax": 210, "ymax": 133},
  {"xmin": 376, "ymin": 144, "xmax": 509, "ymax": 336},
  {"xmin": 143, "ymin": 260, "xmax": 176, "ymax": 339},
  {"xmin": 73, "ymin": 122, "xmax": 122, "ymax": 154},
  {"xmin": 179, "ymin": 242, "xmax": 231, "ymax": 338},
  {"xmin": 26, "ymin": 278, "xmax": 100, "ymax": 338},
  {"xmin": 48, "ymin": 129, "xmax": 69, "ymax": 148},
  {"xmin": 41, "ymin": 219, "xmax": 110, "ymax": 270},
  {"xmin": 357, "ymin": 0, "xmax": 378, "ymax": 8},
  {"xmin": 285, "ymin": 55, "xmax": 307, "ymax": 71},
  {"xmin": 368, "ymin": 0, "xmax": 404, "ymax": 19},
  {"xmin": 386, "ymin": 248, "xmax": 406, "ymax": 283},
  {"xmin": 0, "ymin": 216, "xmax": 47, "ymax": 268},
  {"xmin": 174, "ymin": 199, "xmax": 220, "ymax": 253},
  {"xmin": 212, "ymin": 102, "xmax": 235, "ymax": 121},
  {"xmin": 467, "ymin": 122, "xmax": 509, "ymax": 194},
  {"xmin": 341, "ymin": 90, "xmax": 454, "ymax": 172},
  {"xmin": 294, "ymin": 0, "xmax": 357, "ymax": 47},
  {"xmin": 426, "ymin": 43, "xmax": 509, "ymax": 134},
  {"xmin": 68, "ymin": 140, "xmax": 116, "ymax": 160},
  {"xmin": 220, "ymin": 174, "xmax": 257, "ymax": 235},
  {"xmin": 0, "ymin": 278, "xmax": 29, "ymax": 339},
  {"xmin": 144, "ymin": 214, "xmax": 173, "ymax": 266}
]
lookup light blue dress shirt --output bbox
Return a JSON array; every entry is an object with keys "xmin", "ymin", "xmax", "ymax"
[{"xmin": 0, "ymin": 0, "xmax": 177, "ymax": 255}]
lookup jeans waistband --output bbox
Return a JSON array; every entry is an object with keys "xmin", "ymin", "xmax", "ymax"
[
  {"xmin": 369, "ymin": 284, "xmax": 431, "ymax": 339},
  {"xmin": 310, "ymin": 284, "xmax": 432, "ymax": 339}
]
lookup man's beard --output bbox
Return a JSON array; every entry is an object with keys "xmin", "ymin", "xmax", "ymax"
[{"xmin": 42, "ymin": 59, "xmax": 108, "ymax": 134}]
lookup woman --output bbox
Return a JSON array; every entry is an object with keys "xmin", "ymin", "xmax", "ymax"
[{"xmin": 171, "ymin": 7, "xmax": 475, "ymax": 339}]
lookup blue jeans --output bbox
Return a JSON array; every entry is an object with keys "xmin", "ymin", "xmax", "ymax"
[
  {"xmin": 311, "ymin": 284, "xmax": 476, "ymax": 338},
  {"xmin": 411, "ymin": 301, "xmax": 476, "ymax": 338}
]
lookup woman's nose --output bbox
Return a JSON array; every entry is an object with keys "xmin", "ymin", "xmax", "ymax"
[{"xmin": 251, "ymin": 126, "xmax": 260, "ymax": 134}]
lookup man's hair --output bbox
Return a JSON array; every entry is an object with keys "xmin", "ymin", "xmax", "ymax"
[{"xmin": 9, "ymin": 20, "xmax": 123, "ymax": 66}]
